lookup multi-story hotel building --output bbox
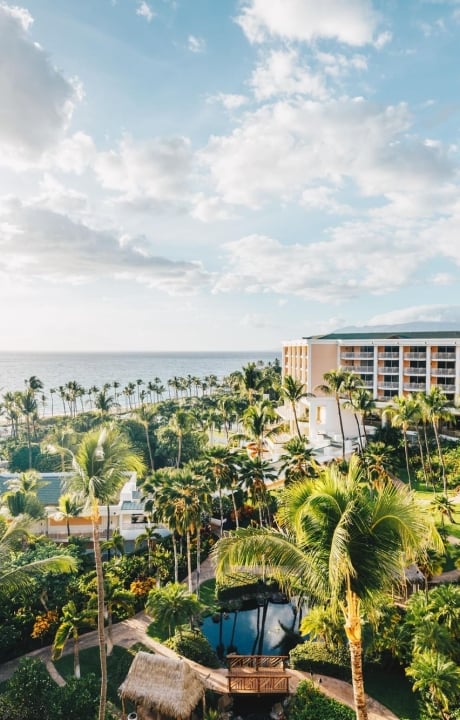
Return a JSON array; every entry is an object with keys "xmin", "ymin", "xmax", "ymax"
[{"xmin": 282, "ymin": 330, "xmax": 460, "ymax": 403}]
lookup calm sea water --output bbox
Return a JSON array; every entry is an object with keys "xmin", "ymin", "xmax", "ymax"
[{"xmin": 0, "ymin": 351, "xmax": 280, "ymax": 395}]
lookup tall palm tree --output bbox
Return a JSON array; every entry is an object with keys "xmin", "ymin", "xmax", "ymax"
[
  {"xmin": 279, "ymin": 437, "xmax": 317, "ymax": 484},
  {"xmin": 238, "ymin": 400, "xmax": 280, "ymax": 460},
  {"xmin": 52, "ymin": 600, "xmax": 97, "ymax": 678},
  {"xmin": 201, "ymin": 446, "xmax": 237, "ymax": 533},
  {"xmin": 280, "ymin": 375, "xmax": 309, "ymax": 440},
  {"xmin": 384, "ymin": 395, "xmax": 419, "ymax": 489},
  {"xmin": 57, "ymin": 426, "xmax": 145, "ymax": 720},
  {"xmin": 169, "ymin": 409, "xmax": 192, "ymax": 468},
  {"xmin": 134, "ymin": 404, "xmax": 157, "ymax": 471},
  {"xmin": 317, "ymin": 368, "xmax": 350, "ymax": 457},
  {"xmin": 19, "ymin": 389, "xmax": 38, "ymax": 468},
  {"xmin": 88, "ymin": 575, "xmax": 135, "ymax": 655},
  {"xmin": 212, "ymin": 457, "xmax": 441, "ymax": 720},
  {"xmin": 135, "ymin": 523, "xmax": 162, "ymax": 571},
  {"xmin": 420, "ymin": 387, "xmax": 452, "ymax": 495},
  {"xmin": 239, "ymin": 455, "xmax": 276, "ymax": 527},
  {"xmin": 344, "ymin": 388, "xmax": 376, "ymax": 452}
]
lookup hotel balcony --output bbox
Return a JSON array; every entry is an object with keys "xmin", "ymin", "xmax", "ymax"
[
  {"xmin": 431, "ymin": 368, "xmax": 456, "ymax": 376},
  {"xmin": 431, "ymin": 353, "xmax": 456, "ymax": 360},
  {"xmin": 378, "ymin": 367, "xmax": 399, "ymax": 375},
  {"xmin": 403, "ymin": 383, "xmax": 427, "ymax": 391},
  {"xmin": 404, "ymin": 353, "xmax": 427, "ymax": 360},
  {"xmin": 358, "ymin": 380, "xmax": 374, "ymax": 389},
  {"xmin": 404, "ymin": 367, "xmax": 426, "ymax": 376},
  {"xmin": 378, "ymin": 352, "xmax": 399, "ymax": 359},
  {"xmin": 341, "ymin": 352, "xmax": 374, "ymax": 359},
  {"xmin": 348, "ymin": 365, "xmax": 375, "ymax": 373},
  {"xmin": 377, "ymin": 382, "xmax": 400, "ymax": 390}
]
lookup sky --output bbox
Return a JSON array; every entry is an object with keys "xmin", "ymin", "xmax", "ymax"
[{"xmin": 1, "ymin": 0, "xmax": 460, "ymax": 352}]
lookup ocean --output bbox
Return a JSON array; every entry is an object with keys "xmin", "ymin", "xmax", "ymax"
[{"xmin": 0, "ymin": 351, "xmax": 281, "ymax": 396}]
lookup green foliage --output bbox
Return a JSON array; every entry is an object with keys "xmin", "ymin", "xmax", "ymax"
[
  {"xmin": 286, "ymin": 680, "xmax": 354, "ymax": 720},
  {"xmin": 164, "ymin": 629, "xmax": 221, "ymax": 668},
  {"xmin": 7, "ymin": 443, "xmax": 58, "ymax": 472},
  {"xmin": 0, "ymin": 657, "xmax": 56, "ymax": 720},
  {"xmin": 289, "ymin": 641, "xmax": 351, "ymax": 681}
]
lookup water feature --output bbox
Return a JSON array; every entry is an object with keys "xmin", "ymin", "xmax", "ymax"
[{"xmin": 202, "ymin": 600, "xmax": 302, "ymax": 659}]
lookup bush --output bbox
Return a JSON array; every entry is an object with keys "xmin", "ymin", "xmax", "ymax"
[
  {"xmin": 0, "ymin": 657, "xmax": 57, "ymax": 720},
  {"xmin": 286, "ymin": 680, "xmax": 354, "ymax": 720},
  {"xmin": 164, "ymin": 629, "xmax": 221, "ymax": 668},
  {"xmin": 289, "ymin": 641, "xmax": 351, "ymax": 681}
]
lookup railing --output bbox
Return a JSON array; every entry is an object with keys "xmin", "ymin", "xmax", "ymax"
[
  {"xmin": 403, "ymin": 367, "xmax": 426, "ymax": 375},
  {"xmin": 227, "ymin": 675, "xmax": 290, "ymax": 694},
  {"xmin": 341, "ymin": 352, "xmax": 374, "ymax": 359},
  {"xmin": 432, "ymin": 353, "xmax": 456, "ymax": 360},
  {"xmin": 377, "ymin": 382, "xmax": 399, "ymax": 389},
  {"xmin": 378, "ymin": 367, "xmax": 399, "ymax": 374},
  {"xmin": 404, "ymin": 383, "xmax": 427, "ymax": 391},
  {"xmin": 378, "ymin": 353, "xmax": 399, "ymax": 359},
  {"xmin": 227, "ymin": 655, "xmax": 287, "ymax": 670},
  {"xmin": 348, "ymin": 366, "xmax": 374, "ymax": 373},
  {"xmin": 404, "ymin": 353, "xmax": 426, "ymax": 360},
  {"xmin": 431, "ymin": 368, "xmax": 456, "ymax": 376}
]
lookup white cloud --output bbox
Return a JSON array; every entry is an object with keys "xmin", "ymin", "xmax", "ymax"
[
  {"xmin": 315, "ymin": 51, "xmax": 368, "ymax": 78},
  {"xmin": 136, "ymin": 1, "xmax": 155, "ymax": 22},
  {"xmin": 0, "ymin": 204, "xmax": 211, "ymax": 294},
  {"xmin": 431, "ymin": 272, "xmax": 454, "ymax": 285},
  {"xmin": 208, "ymin": 93, "xmax": 249, "ymax": 110},
  {"xmin": 300, "ymin": 186, "xmax": 352, "ymax": 214},
  {"xmin": 188, "ymin": 35, "xmax": 206, "ymax": 53},
  {"xmin": 95, "ymin": 134, "xmax": 192, "ymax": 205},
  {"xmin": 214, "ymin": 231, "xmax": 430, "ymax": 302},
  {"xmin": 366, "ymin": 305, "xmax": 460, "ymax": 326},
  {"xmin": 191, "ymin": 194, "xmax": 234, "ymax": 222},
  {"xmin": 200, "ymin": 97, "xmax": 452, "ymax": 208},
  {"xmin": 374, "ymin": 30, "xmax": 392, "ymax": 49},
  {"xmin": 236, "ymin": 0, "xmax": 380, "ymax": 46},
  {"xmin": 0, "ymin": 3, "xmax": 81, "ymax": 161},
  {"xmin": 250, "ymin": 49, "xmax": 327, "ymax": 100}
]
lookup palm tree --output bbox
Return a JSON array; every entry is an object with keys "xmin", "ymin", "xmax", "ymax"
[
  {"xmin": 135, "ymin": 523, "xmax": 162, "ymax": 571},
  {"xmin": 201, "ymin": 446, "xmax": 237, "ymax": 533},
  {"xmin": 406, "ymin": 650, "xmax": 460, "ymax": 720},
  {"xmin": 280, "ymin": 374, "xmax": 309, "ymax": 440},
  {"xmin": 420, "ymin": 387, "xmax": 453, "ymax": 495},
  {"xmin": 94, "ymin": 389, "xmax": 116, "ymax": 416},
  {"xmin": 360, "ymin": 441, "xmax": 395, "ymax": 487},
  {"xmin": 238, "ymin": 400, "xmax": 280, "ymax": 460},
  {"xmin": 169, "ymin": 409, "xmax": 192, "ymax": 468},
  {"xmin": 344, "ymin": 388, "xmax": 376, "ymax": 452},
  {"xmin": 384, "ymin": 395, "xmax": 419, "ymax": 489},
  {"xmin": 88, "ymin": 575, "xmax": 135, "ymax": 655},
  {"xmin": 145, "ymin": 583, "xmax": 202, "ymax": 638},
  {"xmin": 101, "ymin": 528, "xmax": 126, "ymax": 557},
  {"xmin": 431, "ymin": 494, "xmax": 457, "ymax": 529},
  {"xmin": 0, "ymin": 516, "xmax": 76, "ymax": 599},
  {"xmin": 19, "ymin": 389, "xmax": 38, "ymax": 468},
  {"xmin": 57, "ymin": 426, "xmax": 145, "ymax": 720},
  {"xmin": 239, "ymin": 455, "xmax": 276, "ymax": 527},
  {"xmin": 55, "ymin": 493, "xmax": 83, "ymax": 537},
  {"xmin": 52, "ymin": 600, "xmax": 97, "ymax": 678},
  {"xmin": 279, "ymin": 437, "xmax": 317, "ymax": 484},
  {"xmin": 212, "ymin": 457, "xmax": 441, "ymax": 720},
  {"xmin": 134, "ymin": 405, "xmax": 157, "ymax": 471},
  {"xmin": 317, "ymin": 368, "xmax": 350, "ymax": 457}
]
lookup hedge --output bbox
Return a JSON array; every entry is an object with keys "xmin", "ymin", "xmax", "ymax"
[{"xmin": 289, "ymin": 641, "xmax": 351, "ymax": 681}]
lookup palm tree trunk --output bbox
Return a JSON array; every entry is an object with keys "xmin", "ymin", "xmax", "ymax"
[
  {"xmin": 403, "ymin": 430, "xmax": 412, "ymax": 490},
  {"xmin": 145, "ymin": 425, "xmax": 155, "ymax": 471},
  {"xmin": 433, "ymin": 421, "xmax": 447, "ymax": 495},
  {"xmin": 196, "ymin": 526, "xmax": 201, "ymax": 599},
  {"xmin": 186, "ymin": 530, "xmax": 193, "ymax": 593},
  {"xmin": 291, "ymin": 401, "xmax": 302, "ymax": 440},
  {"xmin": 73, "ymin": 633, "xmax": 81, "ymax": 679},
  {"xmin": 92, "ymin": 513, "xmax": 108, "ymax": 720},
  {"xmin": 172, "ymin": 534, "xmax": 179, "ymax": 584},
  {"xmin": 336, "ymin": 396, "xmax": 346, "ymax": 457},
  {"xmin": 353, "ymin": 413, "xmax": 363, "ymax": 453},
  {"xmin": 231, "ymin": 489, "xmax": 239, "ymax": 529},
  {"xmin": 416, "ymin": 427, "xmax": 429, "ymax": 487},
  {"xmin": 344, "ymin": 589, "xmax": 368, "ymax": 720}
]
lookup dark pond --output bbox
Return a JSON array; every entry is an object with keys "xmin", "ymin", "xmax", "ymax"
[{"xmin": 202, "ymin": 601, "xmax": 302, "ymax": 659}]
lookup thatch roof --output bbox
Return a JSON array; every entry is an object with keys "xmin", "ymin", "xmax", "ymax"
[{"xmin": 119, "ymin": 652, "xmax": 204, "ymax": 720}]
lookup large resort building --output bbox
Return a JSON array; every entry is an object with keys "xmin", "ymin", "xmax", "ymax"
[{"xmin": 282, "ymin": 329, "xmax": 460, "ymax": 404}]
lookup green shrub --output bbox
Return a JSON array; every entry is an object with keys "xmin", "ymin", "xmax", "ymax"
[
  {"xmin": 164, "ymin": 629, "xmax": 221, "ymax": 668},
  {"xmin": 286, "ymin": 680, "xmax": 354, "ymax": 720},
  {"xmin": 0, "ymin": 657, "xmax": 57, "ymax": 720},
  {"xmin": 289, "ymin": 641, "xmax": 351, "ymax": 681}
]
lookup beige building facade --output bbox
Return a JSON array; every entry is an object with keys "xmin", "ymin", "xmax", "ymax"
[{"xmin": 282, "ymin": 330, "xmax": 460, "ymax": 403}]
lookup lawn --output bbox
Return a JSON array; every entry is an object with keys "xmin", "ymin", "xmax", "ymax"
[
  {"xmin": 364, "ymin": 665, "xmax": 421, "ymax": 720},
  {"xmin": 54, "ymin": 645, "xmax": 134, "ymax": 708}
]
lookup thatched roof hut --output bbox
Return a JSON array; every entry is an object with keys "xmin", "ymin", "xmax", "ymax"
[{"xmin": 119, "ymin": 652, "xmax": 205, "ymax": 720}]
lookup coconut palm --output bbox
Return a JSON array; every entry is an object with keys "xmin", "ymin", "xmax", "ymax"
[
  {"xmin": 88, "ymin": 575, "xmax": 135, "ymax": 655},
  {"xmin": 0, "ymin": 515, "xmax": 76, "ymax": 599},
  {"xmin": 52, "ymin": 600, "xmax": 97, "ymax": 678},
  {"xmin": 384, "ymin": 395, "xmax": 419, "ymax": 489},
  {"xmin": 18, "ymin": 389, "xmax": 38, "ymax": 468},
  {"xmin": 419, "ymin": 387, "xmax": 453, "ymax": 495},
  {"xmin": 168, "ymin": 409, "xmax": 192, "ymax": 468},
  {"xmin": 57, "ymin": 426, "xmax": 145, "ymax": 720},
  {"xmin": 55, "ymin": 493, "xmax": 83, "ymax": 537},
  {"xmin": 239, "ymin": 455, "xmax": 277, "ymax": 527},
  {"xmin": 145, "ymin": 583, "xmax": 202, "ymax": 638},
  {"xmin": 280, "ymin": 375, "xmax": 310, "ymax": 440},
  {"xmin": 134, "ymin": 404, "xmax": 157, "ymax": 471},
  {"xmin": 201, "ymin": 446, "xmax": 237, "ymax": 533},
  {"xmin": 101, "ymin": 528, "xmax": 126, "ymax": 557},
  {"xmin": 212, "ymin": 457, "xmax": 441, "ymax": 720},
  {"xmin": 279, "ymin": 437, "xmax": 317, "ymax": 484},
  {"xmin": 344, "ymin": 388, "xmax": 376, "ymax": 452},
  {"xmin": 238, "ymin": 400, "xmax": 280, "ymax": 460},
  {"xmin": 135, "ymin": 523, "xmax": 162, "ymax": 571}
]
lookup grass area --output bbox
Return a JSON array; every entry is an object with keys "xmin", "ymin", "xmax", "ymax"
[
  {"xmin": 446, "ymin": 522, "xmax": 460, "ymax": 540},
  {"xmin": 364, "ymin": 665, "xmax": 421, "ymax": 720},
  {"xmin": 199, "ymin": 578, "xmax": 217, "ymax": 611},
  {"xmin": 54, "ymin": 645, "xmax": 134, "ymax": 708}
]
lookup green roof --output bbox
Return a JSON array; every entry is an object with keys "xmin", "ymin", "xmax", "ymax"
[
  {"xmin": 305, "ymin": 331, "xmax": 460, "ymax": 341},
  {"xmin": 120, "ymin": 501, "xmax": 145, "ymax": 512},
  {"xmin": 0, "ymin": 473, "xmax": 67, "ymax": 506}
]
